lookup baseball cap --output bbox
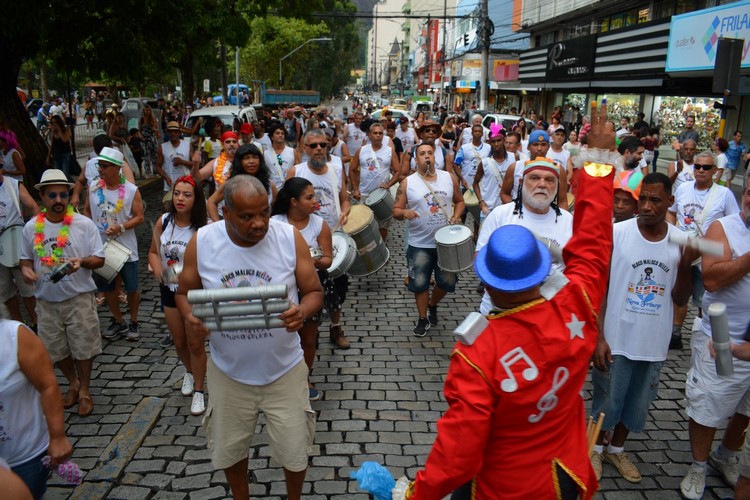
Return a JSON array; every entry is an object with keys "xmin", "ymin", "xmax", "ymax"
[{"xmin": 528, "ymin": 130, "xmax": 550, "ymax": 144}]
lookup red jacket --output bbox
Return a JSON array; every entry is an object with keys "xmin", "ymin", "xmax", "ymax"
[{"xmin": 407, "ymin": 164, "xmax": 614, "ymax": 500}]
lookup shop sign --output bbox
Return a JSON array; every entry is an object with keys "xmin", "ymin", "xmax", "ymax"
[
  {"xmin": 546, "ymin": 35, "xmax": 596, "ymax": 81},
  {"xmin": 666, "ymin": 0, "xmax": 750, "ymax": 72},
  {"xmin": 462, "ymin": 59, "xmax": 482, "ymax": 78},
  {"xmin": 493, "ymin": 60, "xmax": 520, "ymax": 81},
  {"xmin": 456, "ymin": 80, "xmax": 477, "ymax": 89}
]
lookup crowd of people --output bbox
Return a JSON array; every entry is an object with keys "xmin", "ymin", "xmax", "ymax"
[{"xmin": 2, "ymin": 94, "xmax": 750, "ymax": 500}]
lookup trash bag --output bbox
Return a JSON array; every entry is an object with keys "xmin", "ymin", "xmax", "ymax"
[{"xmin": 350, "ymin": 461, "xmax": 396, "ymax": 500}]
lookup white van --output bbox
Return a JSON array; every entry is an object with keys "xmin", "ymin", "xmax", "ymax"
[
  {"xmin": 185, "ymin": 105, "xmax": 258, "ymax": 132},
  {"xmin": 410, "ymin": 101, "xmax": 434, "ymax": 117}
]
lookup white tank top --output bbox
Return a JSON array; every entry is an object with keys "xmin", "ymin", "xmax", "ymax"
[
  {"xmin": 673, "ymin": 160, "xmax": 695, "ymax": 192},
  {"xmin": 88, "ymin": 180, "xmax": 139, "ymax": 262},
  {"xmin": 0, "ymin": 177, "xmax": 23, "ymax": 229},
  {"xmin": 358, "ymin": 143, "xmax": 392, "ymax": 197},
  {"xmin": 271, "ymin": 213, "xmax": 323, "ymax": 250},
  {"xmin": 161, "ymin": 140, "xmax": 191, "ymax": 191},
  {"xmin": 294, "ymin": 162, "xmax": 343, "ymax": 230},
  {"xmin": 1, "ymin": 149, "xmax": 22, "ymax": 181},
  {"xmin": 196, "ymin": 219, "xmax": 303, "ymax": 385},
  {"xmin": 0, "ymin": 320, "xmax": 49, "ymax": 467},
  {"xmin": 481, "ymin": 155, "xmax": 514, "ymax": 210},
  {"xmin": 406, "ymin": 170, "xmax": 454, "ymax": 248},
  {"xmin": 159, "ymin": 214, "xmax": 197, "ymax": 292},
  {"xmin": 603, "ymin": 219, "xmax": 681, "ymax": 361},
  {"xmin": 700, "ymin": 214, "xmax": 750, "ymax": 341},
  {"xmin": 409, "ymin": 143, "xmax": 446, "ymax": 171},
  {"xmin": 264, "ymin": 145, "xmax": 296, "ymax": 190},
  {"xmin": 330, "ymin": 140, "xmax": 345, "ymax": 160}
]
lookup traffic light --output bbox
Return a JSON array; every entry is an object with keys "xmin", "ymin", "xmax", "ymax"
[{"xmin": 463, "ymin": 33, "xmax": 470, "ymax": 46}]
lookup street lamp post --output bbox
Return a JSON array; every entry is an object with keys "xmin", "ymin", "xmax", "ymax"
[{"xmin": 279, "ymin": 37, "xmax": 333, "ymax": 88}]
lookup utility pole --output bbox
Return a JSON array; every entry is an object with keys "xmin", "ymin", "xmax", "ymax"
[
  {"xmin": 478, "ymin": 0, "xmax": 490, "ymax": 110},
  {"xmin": 424, "ymin": 15, "xmax": 431, "ymax": 96},
  {"xmin": 441, "ymin": 0, "xmax": 448, "ymax": 108}
]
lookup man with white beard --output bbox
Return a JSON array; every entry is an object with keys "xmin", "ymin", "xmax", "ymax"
[{"xmin": 474, "ymin": 158, "xmax": 573, "ymax": 315}]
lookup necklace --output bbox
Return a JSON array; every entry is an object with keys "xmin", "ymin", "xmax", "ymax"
[
  {"xmin": 213, "ymin": 153, "xmax": 229, "ymax": 186},
  {"xmin": 34, "ymin": 205, "xmax": 75, "ymax": 266},
  {"xmin": 97, "ymin": 174, "xmax": 126, "ymax": 219}
]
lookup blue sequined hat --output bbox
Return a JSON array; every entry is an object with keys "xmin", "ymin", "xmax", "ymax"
[{"xmin": 474, "ymin": 225, "xmax": 551, "ymax": 292}]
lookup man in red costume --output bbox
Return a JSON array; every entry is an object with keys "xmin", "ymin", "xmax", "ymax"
[{"xmin": 405, "ymin": 100, "xmax": 618, "ymax": 500}]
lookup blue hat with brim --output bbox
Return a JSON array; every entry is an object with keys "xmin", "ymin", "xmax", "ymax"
[{"xmin": 474, "ymin": 225, "xmax": 552, "ymax": 293}]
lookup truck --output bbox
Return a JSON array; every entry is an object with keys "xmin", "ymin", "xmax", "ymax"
[
  {"xmin": 212, "ymin": 84, "xmax": 250, "ymax": 106},
  {"xmin": 214, "ymin": 82, "xmax": 320, "ymax": 108}
]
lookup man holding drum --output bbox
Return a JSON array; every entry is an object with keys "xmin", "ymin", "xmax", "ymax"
[
  {"xmin": 20, "ymin": 169, "xmax": 105, "ymax": 417},
  {"xmin": 393, "ymin": 142, "xmax": 464, "ymax": 337}
]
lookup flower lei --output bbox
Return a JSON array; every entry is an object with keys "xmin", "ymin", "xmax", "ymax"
[
  {"xmin": 213, "ymin": 153, "xmax": 229, "ymax": 186},
  {"xmin": 97, "ymin": 174, "xmax": 126, "ymax": 225},
  {"xmin": 34, "ymin": 205, "xmax": 75, "ymax": 266}
]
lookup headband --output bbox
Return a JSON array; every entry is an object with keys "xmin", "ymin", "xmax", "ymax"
[{"xmin": 220, "ymin": 131, "xmax": 239, "ymax": 143}]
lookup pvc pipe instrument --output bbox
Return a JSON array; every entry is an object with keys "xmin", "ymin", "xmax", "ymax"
[{"xmin": 187, "ymin": 284, "xmax": 289, "ymax": 331}]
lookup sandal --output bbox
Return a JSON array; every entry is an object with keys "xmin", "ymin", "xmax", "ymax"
[
  {"xmin": 118, "ymin": 292, "xmax": 127, "ymax": 304},
  {"xmin": 96, "ymin": 296, "xmax": 106, "ymax": 306}
]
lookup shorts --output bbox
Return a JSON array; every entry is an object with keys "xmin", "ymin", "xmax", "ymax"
[
  {"xmin": 406, "ymin": 246, "xmax": 457, "ymax": 294},
  {"xmin": 37, "ymin": 293, "xmax": 102, "ymax": 363},
  {"xmin": 203, "ymin": 358, "xmax": 315, "ymax": 471},
  {"xmin": 160, "ymin": 284, "xmax": 177, "ymax": 308},
  {"xmin": 686, "ymin": 333, "xmax": 750, "ymax": 427},
  {"xmin": 591, "ymin": 355, "xmax": 663, "ymax": 433},
  {"xmin": 691, "ymin": 265, "xmax": 704, "ymax": 309},
  {"xmin": 95, "ymin": 261, "xmax": 139, "ymax": 293},
  {"xmin": 311, "ymin": 272, "xmax": 348, "ymax": 322},
  {"xmin": 11, "ymin": 451, "xmax": 48, "ymax": 500},
  {"xmin": 0, "ymin": 264, "xmax": 35, "ymax": 302}
]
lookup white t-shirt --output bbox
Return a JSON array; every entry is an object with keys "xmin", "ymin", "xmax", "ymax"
[
  {"xmin": 670, "ymin": 182, "xmax": 739, "ymax": 237},
  {"xmin": 21, "ymin": 213, "xmax": 104, "ymax": 302},
  {"xmin": 345, "ymin": 123, "xmax": 367, "ymax": 155},
  {"xmin": 455, "ymin": 142, "xmax": 491, "ymax": 187},
  {"xmin": 548, "ymin": 148, "xmax": 571, "ymax": 170},
  {"xmin": 88, "ymin": 180, "xmax": 139, "ymax": 262},
  {"xmin": 161, "ymin": 140, "xmax": 191, "ymax": 191},
  {"xmin": 357, "ymin": 143, "xmax": 393, "ymax": 197},
  {"xmin": 0, "ymin": 178, "xmax": 23, "ymax": 230},
  {"xmin": 406, "ymin": 170, "xmax": 454, "ymax": 248},
  {"xmin": 264, "ymin": 145, "xmax": 296, "ymax": 190},
  {"xmin": 717, "ymin": 152, "xmax": 728, "ymax": 171},
  {"xmin": 604, "ymin": 219, "xmax": 682, "ymax": 361},
  {"xmin": 673, "ymin": 161, "xmax": 695, "ymax": 192},
  {"xmin": 480, "ymin": 155, "xmax": 514, "ymax": 210},
  {"xmin": 159, "ymin": 214, "xmax": 197, "ymax": 292},
  {"xmin": 396, "ymin": 127, "xmax": 417, "ymax": 151},
  {"xmin": 0, "ymin": 321, "xmax": 49, "ymax": 466},
  {"xmin": 294, "ymin": 161, "xmax": 344, "ymax": 230},
  {"xmin": 476, "ymin": 202, "xmax": 573, "ymax": 314},
  {"xmin": 196, "ymin": 219, "xmax": 303, "ymax": 385}
]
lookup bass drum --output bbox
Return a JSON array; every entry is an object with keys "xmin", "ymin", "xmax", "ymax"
[
  {"xmin": 463, "ymin": 189, "xmax": 480, "ymax": 222},
  {"xmin": 435, "ymin": 224, "xmax": 475, "ymax": 273},
  {"xmin": 342, "ymin": 205, "xmax": 389, "ymax": 277},
  {"xmin": 328, "ymin": 232, "xmax": 357, "ymax": 278}
]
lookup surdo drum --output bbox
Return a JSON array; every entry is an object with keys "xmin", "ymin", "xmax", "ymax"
[{"xmin": 342, "ymin": 205, "xmax": 389, "ymax": 277}]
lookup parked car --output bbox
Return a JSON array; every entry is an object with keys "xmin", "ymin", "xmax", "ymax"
[
  {"xmin": 185, "ymin": 105, "xmax": 258, "ymax": 133},
  {"xmin": 391, "ymin": 98, "xmax": 408, "ymax": 110},
  {"xmin": 370, "ymin": 109, "xmax": 414, "ymax": 124},
  {"xmin": 26, "ymin": 98, "xmax": 44, "ymax": 117},
  {"xmin": 121, "ymin": 98, "xmax": 162, "ymax": 130},
  {"xmin": 481, "ymin": 114, "xmax": 534, "ymax": 137},
  {"xmin": 410, "ymin": 101, "xmax": 434, "ymax": 117}
]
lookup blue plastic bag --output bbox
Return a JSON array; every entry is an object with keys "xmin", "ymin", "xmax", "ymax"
[{"xmin": 350, "ymin": 461, "xmax": 396, "ymax": 500}]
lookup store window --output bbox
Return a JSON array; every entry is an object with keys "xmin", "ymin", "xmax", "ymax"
[
  {"xmin": 596, "ymin": 94, "xmax": 641, "ymax": 125},
  {"xmin": 653, "ymin": 96, "xmax": 723, "ymax": 149}
]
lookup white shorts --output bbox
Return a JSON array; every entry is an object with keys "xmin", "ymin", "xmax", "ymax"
[{"xmin": 685, "ymin": 333, "xmax": 750, "ymax": 428}]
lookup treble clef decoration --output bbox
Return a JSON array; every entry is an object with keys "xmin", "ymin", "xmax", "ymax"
[{"xmin": 528, "ymin": 366, "xmax": 570, "ymax": 423}]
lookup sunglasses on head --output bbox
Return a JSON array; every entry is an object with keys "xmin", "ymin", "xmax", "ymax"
[
  {"xmin": 307, "ymin": 142, "xmax": 327, "ymax": 149},
  {"xmin": 693, "ymin": 164, "xmax": 714, "ymax": 171}
]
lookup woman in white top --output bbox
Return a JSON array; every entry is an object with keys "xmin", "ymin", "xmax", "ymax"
[
  {"xmin": 271, "ymin": 177, "xmax": 333, "ymax": 401},
  {"xmin": 714, "ymin": 137, "xmax": 729, "ymax": 184},
  {"xmin": 0, "ymin": 130, "xmax": 26, "ymax": 181},
  {"xmin": 148, "ymin": 175, "xmax": 208, "ymax": 415}
]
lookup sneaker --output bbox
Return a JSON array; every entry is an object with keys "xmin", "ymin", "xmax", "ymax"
[
  {"xmin": 309, "ymin": 387, "xmax": 322, "ymax": 401},
  {"xmin": 680, "ymin": 465, "xmax": 706, "ymax": 500},
  {"xmin": 590, "ymin": 450, "xmax": 604, "ymax": 481},
  {"xmin": 604, "ymin": 451, "xmax": 641, "ymax": 483},
  {"xmin": 428, "ymin": 305, "xmax": 438, "ymax": 326},
  {"xmin": 709, "ymin": 451, "xmax": 740, "ymax": 486},
  {"xmin": 160, "ymin": 334, "xmax": 174, "ymax": 348},
  {"xmin": 413, "ymin": 317, "xmax": 431, "ymax": 337},
  {"xmin": 330, "ymin": 326, "xmax": 351, "ymax": 350},
  {"xmin": 102, "ymin": 320, "xmax": 128, "ymax": 340},
  {"xmin": 126, "ymin": 321, "xmax": 140, "ymax": 342},
  {"xmin": 181, "ymin": 373, "xmax": 195, "ymax": 396},
  {"xmin": 669, "ymin": 335, "xmax": 683, "ymax": 350},
  {"xmin": 190, "ymin": 392, "xmax": 205, "ymax": 415}
]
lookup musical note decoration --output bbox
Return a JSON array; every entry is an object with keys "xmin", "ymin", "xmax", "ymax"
[
  {"xmin": 499, "ymin": 347, "xmax": 539, "ymax": 393},
  {"xmin": 528, "ymin": 366, "xmax": 570, "ymax": 423}
]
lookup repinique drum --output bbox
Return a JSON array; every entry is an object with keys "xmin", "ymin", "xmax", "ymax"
[
  {"xmin": 0, "ymin": 224, "xmax": 23, "ymax": 268},
  {"xmin": 365, "ymin": 187, "xmax": 394, "ymax": 223},
  {"xmin": 94, "ymin": 239, "xmax": 132, "ymax": 282},
  {"xmin": 463, "ymin": 189, "xmax": 480, "ymax": 222},
  {"xmin": 328, "ymin": 232, "xmax": 357, "ymax": 278},
  {"xmin": 342, "ymin": 205, "xmax": 389, "ymax": 276},
  {"xmin": 435, "ymin": 224, "xmax": 474, "ymax": 273}
]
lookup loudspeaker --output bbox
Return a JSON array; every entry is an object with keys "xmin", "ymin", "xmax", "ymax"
[{"xmin": 713, "ymin": 38, "xmax": 743, "ymax": 94}]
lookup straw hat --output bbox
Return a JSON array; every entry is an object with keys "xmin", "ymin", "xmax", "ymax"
[{"xmin": 34, "ymin": 169, "xmax": 75, "ymax": 190}]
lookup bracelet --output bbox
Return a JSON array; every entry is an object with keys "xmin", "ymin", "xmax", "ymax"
[
  {"xmin": 572, "ymin": 148, "xmax": 622, "ymax": 171},
  {"xmin": 120, "ymin": 223, "xmax": 126, "ymax": 233}
]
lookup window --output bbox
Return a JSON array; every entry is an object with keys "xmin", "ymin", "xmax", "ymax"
[{"xmin": 638, "ymin": 8, "xmax": 651, "ymax": 23}]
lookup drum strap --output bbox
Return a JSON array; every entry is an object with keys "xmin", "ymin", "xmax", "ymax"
[
  {"xmin": 486, "ymin": 157, "xmax": 503, "ymax": 186},
  {"xmin": 417, "ymin": 174, "xmax": 452, "ymax": 223}
]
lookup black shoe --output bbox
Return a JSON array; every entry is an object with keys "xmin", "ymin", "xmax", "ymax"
[
  {"xmin": 476, "ymin": 283, "xmax": 485, "ymax": 295},
  {"xmin": 669, "ymin": 335, "xmax": 683, "ymax": 350},
  {"xmin": 160, "ymin": 334, "xmax": 174, "ymax": 348},
  {"xmin": 428, "ymin": 305, "xmax": 438, "ymax": 326},
  {"xmin": 102, "ymin": 320, "xmax": 128, "ymax": 340},
  {"xmin": 413, "ymin": 317, "xmax": 431, "ymax": 337}
]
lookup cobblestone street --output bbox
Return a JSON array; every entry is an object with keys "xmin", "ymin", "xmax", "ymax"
[{"xmin": 41, "ymin": 179, "xmax": 734, "ymax": 499}]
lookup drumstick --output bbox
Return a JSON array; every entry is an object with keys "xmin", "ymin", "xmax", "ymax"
[
  {"xmin": 587, "ymin": 412, "xmax": 605, "ymax": 455},
  {"xmin": 585, "ymin": 415, "xmax": 594, "ymax": 442}
]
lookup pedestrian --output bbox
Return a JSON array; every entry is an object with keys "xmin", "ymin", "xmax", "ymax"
[
  {"xmin": 473, "ymin": 124, "xmax": 513, "ymax": 222},
  {"xmin": 392, "ymin": 141, "xmax": 464, "ymax": 337},
  {"xmin": 83, "ymin": 98, "xmax": 95, "ymax": 130},
  {"xmin": 20, "ymin": 169, "xmax": 106, "ymax": 417},
  {"xmin": 196, "ymin": 131, "xmax": 240, "ymax": 196},
  {"xmin": 612, "ymin": 170, "xmax": 641, "ymax": 223},
  {"xmin": 108, "ymin": 112, "xmax": 129, "ymax": 150},
  {"xmin": 139, "ymin": 104, "xmax": 160, "ymax": 178},
  {"xmin": 713, "ymin": 137, "xmax": 729, "ymax": 184},
  {"xmin": 271, "ymin": 177, "xmax": 335, "ymax": 400},
  {"xmin": 176, "ymin": 175, "xmax": 323, "ymax": 500},
  {"xmin": 667, "ymin": 139, "xmax": 697, "ymax": 192},
  {"xmin": 264, "ymin": 122, "xmax": 300, "ymax": 191},
  {"xmin": 46, "ymin": 115, "xmax": 73, "ymax": 180},
  {"xmin": 0, "ymin": 130, "xmax": 27, "ymax": 182},
  {"xmin": 128, "ymin": 128, "xmax": 144, "ymax": 174},
  {"xmin": 724, "ymin": 130, "xmax": 748, "ymax": 185},
  {"xmin": 148, "ymin": 175, "xmax": 208, "ymax": 415},
  {"xmin": 591, "ymin": 172, "xmax": 694, "ymax": 483},
  {"xmin": 672, "ymin": 115, "xmax": 700, "ymax": 152}
]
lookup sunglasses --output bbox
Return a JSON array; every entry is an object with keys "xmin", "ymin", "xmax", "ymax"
[
  {"xmin": 276, "ymin": 154, "xmax": 283, "ymax": 166},
  {"xmin": 694, "ymin": 164, "xmax": 714, "ymax": 171},
  {"xmin": 46, "ymin": 191, "xmax": 70, "ymax": 200},
  {"xmin": 307, "ymin": 142, "xmax": 328, "ymax": 149}
]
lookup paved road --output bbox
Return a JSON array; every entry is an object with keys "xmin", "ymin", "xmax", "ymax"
[{"xmin": 40, "ymin": 177, "xmax": 736, "ymax": 500}]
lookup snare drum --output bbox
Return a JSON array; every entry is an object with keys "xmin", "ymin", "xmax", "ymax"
[
  {"xmin": 310, "ymin": 247, "xmax": 324, "ymax": 260},
  {"xmin": 463, "ymin": 189, "xmax": 480, "ymax": 222},
  {"xmin": 0, "ymin": 225, "xmax": 23, "ymax": 268},
  {"xmin": 435, "ymin": 225, "xmax": 475, "ymax": 273},
  {"xmin": 365, "ymin": 187, "xmax": 394, "ymax": 223},
  {"xmin": 328, "ymin": 232, "xmax": 357, "ymax": 278},
  {"xmin": 95, "ymin": 239, "xmax": 132, "ymax": 283},
  {"xmin": 342, "ymin": 205, "xmax": 390, "ymax": 276}
]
